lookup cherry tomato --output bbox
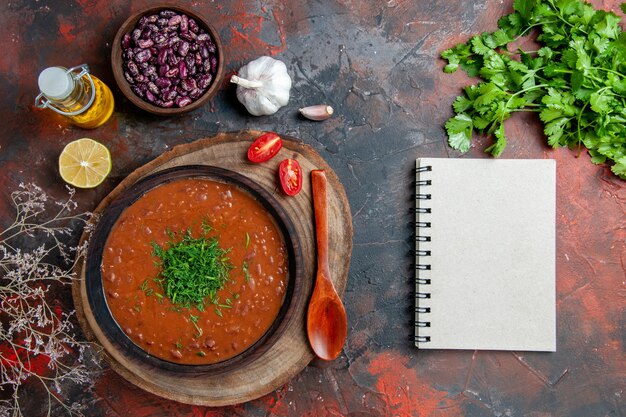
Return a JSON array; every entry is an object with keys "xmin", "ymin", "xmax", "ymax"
[
  {"xmin": 247, "ymin": 132, "xmax": 283, "ymax": 163},
  {"xmin": 278, "ymin": 159, "xmax": 303, "ymax": 196}
]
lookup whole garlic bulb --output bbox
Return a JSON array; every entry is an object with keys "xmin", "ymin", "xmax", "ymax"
[{"xmin": 231, "ymin": 56, "xmax": 292, "ymax": 116}]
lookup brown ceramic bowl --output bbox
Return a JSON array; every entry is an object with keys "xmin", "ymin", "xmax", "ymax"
[
  {"xmin": 111, "ymin": 5, "xmax": 224, "ymax": 115},
  {"xmin": 84, "ymin": 165, "xmax": 304, "ymax": 374}
]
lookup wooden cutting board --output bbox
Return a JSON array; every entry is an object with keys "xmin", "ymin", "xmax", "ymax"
[{"xmin": 72, "ymin": 130, "xmax": 353, "ymax": 406}]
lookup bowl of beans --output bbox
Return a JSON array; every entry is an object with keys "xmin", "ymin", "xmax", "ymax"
[{"xmin": 111, "ymin": 5, "xmax": 224, "ymax": 115}]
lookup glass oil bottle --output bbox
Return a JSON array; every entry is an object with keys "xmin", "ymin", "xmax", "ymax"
[{"xmin": 35, "ymin": 64, "xmax": 114, "ymax": 129}]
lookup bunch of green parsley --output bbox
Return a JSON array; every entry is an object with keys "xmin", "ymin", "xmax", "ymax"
[{"xmin": 442, "ymin": 0, "xmax": 626, "ymax": 179}]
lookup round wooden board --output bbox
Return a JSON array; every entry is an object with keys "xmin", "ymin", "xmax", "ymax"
[{"xmin": 72, "ymin": 130, "xmax": 352, "ymax": 406}]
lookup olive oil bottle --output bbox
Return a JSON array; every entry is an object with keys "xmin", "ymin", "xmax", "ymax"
[{"xmin": 36, "ymin": 64, "xmax": 114, "ymax": 129}]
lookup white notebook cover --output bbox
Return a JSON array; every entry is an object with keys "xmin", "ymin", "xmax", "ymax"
[{"xmin": 414, "ymin": 158, "xmax": 556, "ymax": 351}]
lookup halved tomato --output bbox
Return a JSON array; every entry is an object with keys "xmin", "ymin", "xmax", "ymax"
[
  {"xmin": 247, "ymin": 132, "xmax": 283, "ymax": 163},
  {"xmin": 278, "ymin": 159, "xmax": 303, "ymax": 196}
]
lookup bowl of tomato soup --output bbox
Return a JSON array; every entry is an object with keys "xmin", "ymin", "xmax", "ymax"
[{"xmin": 84, "ymin": 165, "xmax": 303, "ymax": 371}]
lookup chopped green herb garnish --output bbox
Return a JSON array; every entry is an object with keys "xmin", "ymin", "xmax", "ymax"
[
  {"xmin": 140, "ymin": 279, "xmax": 148, "ymax": 292},
  {"xmin": 242, "ymin": 261, "xmax": 250, "ymax": 283},
  {"xmin": 197, "ymin": 351, "xmax": 206, "ymax": 357},
  {"xmin": 245, "ymin": 232, "xmax": 250, "ymax": 249},
  {"xmin": 145, "ymin": 288, "xmax": 154, "ymax": 297},
  {"xmin": 152, "ymin": 229, "xmax": 233, "ymax": 309},
  {"xmin": 233, "ymin": 293, "xmax": 240, "ymax": 300},
  {"xmin": 175, "ymin": 341, "xmax": 183, "ymax": 349},
  {"xmin": 215, "ymin": 307, "xmax": 223, "ymax": 318},
  {"xmin": 189, "ymin": 314, "xmax": 203, "ymax": 337},
  {"xmin": 133, "ymin": 305, "xmax": 142, "ymax": 313},
  {"xmin": 201, "ymin": 220, "xmax": 214, "ymax": 233}
]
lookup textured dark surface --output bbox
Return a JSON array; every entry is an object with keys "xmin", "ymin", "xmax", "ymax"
[{"xmin": 0, "ymin": 1, "xmax": 624, "ymax": 416}]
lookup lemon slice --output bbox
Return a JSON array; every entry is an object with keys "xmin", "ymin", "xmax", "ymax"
[{"xmin": 59, "ymin": 138, "xmax": 112, "ymax": 188}]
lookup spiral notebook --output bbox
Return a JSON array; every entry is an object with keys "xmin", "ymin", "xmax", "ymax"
[{"xmin": 414, "ymin": 158, "xmax": 556, "ymax": 351}]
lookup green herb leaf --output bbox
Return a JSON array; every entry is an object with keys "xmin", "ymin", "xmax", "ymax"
[
  {"xmin": 445, "ymin": 114, "xmax": 473, "ymax": 152},
  {"xmin": 242, "ymin": 261, "xmax": 251, "ymax": 283}
]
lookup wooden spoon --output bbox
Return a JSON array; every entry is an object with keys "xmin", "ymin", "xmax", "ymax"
[{"xmin": 307, "ymin": 170, "xmax": 348, "ymax": 360}]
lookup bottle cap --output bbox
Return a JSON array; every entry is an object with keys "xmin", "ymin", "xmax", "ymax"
[{"xmin": 38, "ymin": 67, "xmax": 74, "ymax": 100}]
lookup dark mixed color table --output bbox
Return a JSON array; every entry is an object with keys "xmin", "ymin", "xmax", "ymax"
[{"xmin": 1, "ymin": 1, "xmax": 624, "ymax": 416}]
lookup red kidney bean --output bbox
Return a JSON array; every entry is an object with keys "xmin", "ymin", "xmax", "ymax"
[
  {"xmin": 147, "ymin": 82, "xmax": 160, "ymax": 95},
  {"xmin": 210, "ymin": 56, "xmax": 217, "ymax": 74},
  {"xmin": 157, "ymin": 18, "xmax": 169, "ymax": 27},
  {"xmin": 131, "ymin": 85, "xmax": 144, "ymax": 98},
  {"xmin": 138, "ymin": 16, "xmax": 148, "ymax": 28},
  {"xmin": 158, "ymin": 64, "xmax": 169, "ymax": 77},
  {"xmin": 134, "ymin": 49, "xmax": 151, "ymax": 63},
  {"xmin": 181, "ymin": 78, "xmax": 197, "ymax": 91},
  {"xmin": 163, "ymin": 89, "xmax": 178, "ymax": 101},
  {"xmin": 122, "ymin": 33, "xmax": 131, "ymax": 49},
  {"xmin": 189, "ymin": 18, "xmax": 199, "ymax": 33},
  {"xmin": 165, "ymin": 67, "xmax": 179, "ymax": 78},
  {"xmin": 198, "ymin": 73, "xmax": 212, "ymax": 89},
  {"xmin": 159, "ymin": 10, "xmax": 175, "ymax": 18},
  {"xmin": 144, "ymin": 65, "xmax": 156, "ymax": 77},
  {"xmin": 145, "ymin": 90, "xmax": 156, "ymax": 102},
  {"xmin": 189, "ymin": 88, "xmax": 204, "ymax": 99},
  {"xmin": 153, "ymin": 33, "xmax": 167, "ymax": 44},
  {"xmin": 185, "ymin": 55, "xmax": 195, "ymax": 69},
  {"xmin": 176, "ymin": 96, "xmax": 192, "ymax": 107},
  {"xmin": 155, "ymin": 77, "xmax": 171, "ymax": 88},
  {"xmin": 200, "ymin": 46, "xmax": 209, "ymax": 59},
  {"xmin": 157, "ymin": 49, "xmax": 168, "ymax": 65},
  {"xmin": 178, "ymin": 61, "xmax": 188, "ymax": 79},
  {"xmin": 124, "ymin": 71, "xmax": 135, "ymax": 84},
  {"xmin": 206, "ymin": 40, "xmax": 216, "ymax": 53},
  {"xmin": 161, "ymin": 100, "xmax": 174, "ymax": 108},
  {"xmin": 132, "ymin": 28, "xmax": 141, "ymax": 42},
  {"xmin": 137, "ymin": 38, "xmax": 154, "ymax": 49},
  {"xmin": 178, "ymin": 41, "xmax": 190, "ymax": 57},
  {"xmin": 127, "ymin": 61, "xmax": 139, "ymax": 76},
  {"xmin": 202, "ymin": 59, "xmax": 211, "ymax": 73},
  {"xmin": 167, "ymin": 53, "xmax": 179, "ymax": 66},
  {"xmin": 168, "ymin": 15, "xmax": 182, "ymax": 26},
  {"xmin": 147, "ymin": 14, "xmax": 158, "ymax": 23}
]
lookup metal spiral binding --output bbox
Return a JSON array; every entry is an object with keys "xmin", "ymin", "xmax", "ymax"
[
  {"xmin": 411, "ymin": 335, "xmax": 431, "ymax": 343},
  {"xmin": 413, "ymin": 164, "xmax": 432, "ymax": 345}
]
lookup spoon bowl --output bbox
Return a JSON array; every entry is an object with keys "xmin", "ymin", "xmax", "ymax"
[{"xmin": 306, "ymin": 170, "xmax": 348, "ymax": 360}]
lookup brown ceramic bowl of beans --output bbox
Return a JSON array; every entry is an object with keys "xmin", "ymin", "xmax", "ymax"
[{"xmin": 111, "ymin": 5, "xmax": 224, "ymax": 115}]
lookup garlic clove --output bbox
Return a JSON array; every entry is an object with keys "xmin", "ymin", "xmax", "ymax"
[{"xmin": 299, "ymin": 105, "xmax": 334, "ymax": 121}]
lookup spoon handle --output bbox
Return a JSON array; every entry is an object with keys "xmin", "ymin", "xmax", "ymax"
[{"xmin": 311, "ymin": 170, "xmax": 330, "ymax": 277}]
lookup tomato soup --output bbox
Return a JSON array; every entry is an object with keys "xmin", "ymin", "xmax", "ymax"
[{"xmin": 101, "ymin": 178, "xmax": 288, "ymax": 364}]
